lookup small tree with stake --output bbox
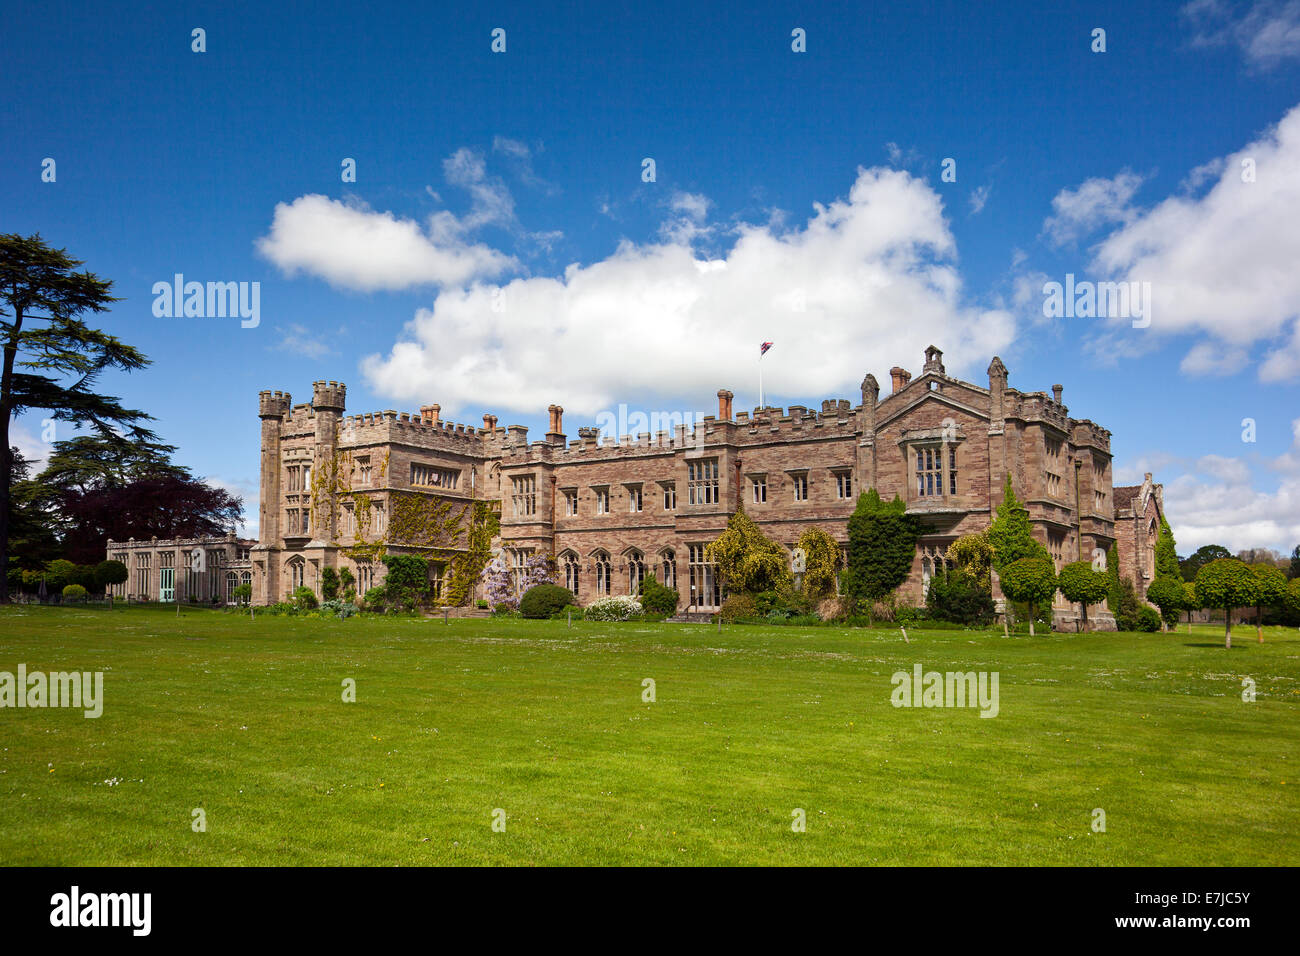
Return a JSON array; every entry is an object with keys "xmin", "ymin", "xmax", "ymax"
[
  {"xmin": 998, "ymin": 556, "xmax": 1058, "ymax": 636},
  {"xmin": 1249, "ymin": 563, "xmax": 1288, "ymax": 643},
  {"xmin": 1195, "ymin": 558, "xmax": 1259, "ymax": 649},
  {"xmin": 1145, "ymin": 575, "xmax": 1186, "ymax": 633},
  {"xmin": 1057, "ymin": 560, "xmax": 1109, "ymax": 632}
]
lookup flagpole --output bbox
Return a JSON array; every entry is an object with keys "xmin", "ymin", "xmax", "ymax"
[{"xmin": 759, "ymin": 354, "xmax": 764, "ymax": 410}]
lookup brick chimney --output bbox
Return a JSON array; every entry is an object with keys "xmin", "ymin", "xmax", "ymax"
[
  {"xmin": 717, "ymin": 389, "xmax": 734, "ymax": 420},
  {"xmin": 1051, "ymin": 384, "xmax": 1063, "ymax": 404},
  {"xmin": 889, "ymin": 367, "xmax": 912, "ymax": 393},
  {"xmin": 482, "ymin": 413, "xmax": 498, "ymax": 436},
  {"xmin": 420, "ymin": 404, "xmax": 440, "ymax": 424},
  {"xmin": 546, "ymin": 404, "xmax": 565, "ymax": 443}
]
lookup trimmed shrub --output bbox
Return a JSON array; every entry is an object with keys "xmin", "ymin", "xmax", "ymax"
[
  {"xmin": 718, "ymin": 593, "xmax": 757, "ymax": 622},
  {"xmin": 639, "ymin": 575, "xmax": 680, "ymax": 617},
  {"xmin": 584, "ymin": 596, "xmax": 643, "ymax": 622},
  {"xmin": 362, "ymin": 586, "xmax": 387, "ymax": 612},
  {"xmin": 321, "ymin": 567, "xmax": 340, "ymax": 601},
  {"xmin": 1133, "ymin": 606, "xmax": 1161, "ymax": 632},
  {"xmin": 381, "ymin": 554, "xmax": 429, "ymax": 608},
  {"xmin": 291, "ymin": 586, "xmax": 318, "ymax": 610},
  {"xmin": 925, "ymin": 568, "xmax": 995, "ymax": 626},
  {"xmin": 520, "ymin": 583, "xmax": 576, "ymax": 619},
  {"xmin": 62, "ymin": 584, "xmax": 88, "ymax": 601}
]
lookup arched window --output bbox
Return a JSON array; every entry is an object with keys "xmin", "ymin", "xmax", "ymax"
[
  {"xmin": 225, "ymin": 571, "xmax": 238, "ymax": 605},
  {"xmin": 594, "ymin": 551, "xmax": 611, "ymax": 597},
  {"xmin": 627, "ymin": 550, "xmax": 646, "ymax": 595},
  {"xmin": 660, "ymin": 550, "xmax": 676, "ymax": 590},
  {"xmin": 288, "ymin": 557, "xmax": 305, "ymax": 590},
  {"xmin": 561, "ymin": 552, "xmax": 580, "ymax": 598}
]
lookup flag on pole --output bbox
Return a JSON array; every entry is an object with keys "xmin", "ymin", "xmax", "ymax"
[{"xmin": 760, "ymin": 341, "xmax": 774, "ymax": 356}]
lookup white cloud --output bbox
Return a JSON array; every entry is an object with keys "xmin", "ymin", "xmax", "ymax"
[
  {"xmin": 670, "ymin": 191, "xmax": 711, "ymax": 221},
  {"xmin": 969, "ymin": 184, "xmax": 991, "ymax": 215},
  {"xmin": 1179, "ymin": 341, "xmax": 1249, "ymax": 376},
  {"xmin": 9, "ymin": 420, "xmax": 51, "ymax": 475},
  {"xmin": 1041, "ymin": 170, "xmax": 1145, "ymax": 246},
  {"xmin": 1140, "ymin": 418, "xmax": 1300, "ymax": 553},
  {"xmin": 275, "ymin": 323, "xmax": 334, "ymax": 359},
  {"xmin": 257, "ymin": 194, "xmax": 515, "ymax": 292},
  {"xmin": 359, "ymin": 166, "xmax": 1015, "ymax": 418},
  {"xmin": 1183, "ymin": 0, "xmax": 1300, "ymax": 68},
  {"xmin": 1069, "ymin": 102, "xmax": 1300, "ymax": 381}
]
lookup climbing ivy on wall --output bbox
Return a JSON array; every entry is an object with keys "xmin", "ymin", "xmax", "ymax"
[
  {"xmin": 443, "ymin": 500, "xmax": 501, "ymax": 607},
  {"xmin": 304, "ymin": 425, "xmax": 496, "ymax": 605}
]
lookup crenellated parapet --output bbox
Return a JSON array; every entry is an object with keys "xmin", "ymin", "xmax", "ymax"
[
  {"xmin": 258, "ymin": 390, "xmax": 293, "ymax": 419},
  {"xmin": 311, "ymin": 380, "xmax": 347, "ymax": 412}
]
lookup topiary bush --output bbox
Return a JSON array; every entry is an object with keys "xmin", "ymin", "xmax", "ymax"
[
  {"xmin": 62, "ymin": 584, "xmax": 88, "ymax": 602},
  {"xmin": 520, "ymin": 583, "xmax": 576, "ymax": 619},
  {"xmin": 584, "ymin": 596, "xmax": 643, "ymax": 622}
]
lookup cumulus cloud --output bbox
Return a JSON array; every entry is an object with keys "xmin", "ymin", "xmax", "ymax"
[
  {"xmin": 1126, "ymin": 419, "xmax": 1300, "ymax": 553},
  {"xmin": 256, "ymin": 194, "xmax": 515, "ymax": 292},
  {"xmin": 1183, "ymin": 0, "xmax": 1300, "ymax": 68},
  {"xmin": 1179, "ymin": 341, "xmax": 1249, "ymax": 376},
  {"xmin": 1041, "ymin": 170, "xmax": 1145, "ymax": 246},
  {"xmin": 358, "ymin": 166, "xmax": 1014, "ymax": 417},
  {"xmin": 1058, "ymin": 102, "xmax": 1300, "ymax": 381}
]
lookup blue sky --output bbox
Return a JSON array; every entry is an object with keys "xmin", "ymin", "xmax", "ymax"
[{"xmin": 4, "ymin": 0, "xmax": 1300, "ymax": 553}]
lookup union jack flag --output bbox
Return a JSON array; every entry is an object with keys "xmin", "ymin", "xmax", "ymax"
[{"xmin": 760, "ymin": 341, "xmax": 774, "ymax": 356}]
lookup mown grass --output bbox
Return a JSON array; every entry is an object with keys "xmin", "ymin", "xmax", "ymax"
[{"xmin": 0, "ymin": 605, "xmax": 1296, "ymax": 866}]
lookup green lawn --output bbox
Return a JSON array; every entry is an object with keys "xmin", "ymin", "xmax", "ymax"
[{"xmin": 0, "ymin": 605, "xmax": 1296, "ymax": 866}]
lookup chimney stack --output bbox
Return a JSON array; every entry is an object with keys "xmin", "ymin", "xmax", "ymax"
[
  {"xmin": 546, "ymin": 404, "xmax": 565, "ymax": 443},
  {"xmin": 889, "ymin": 367, "xmax": 912, "ymax": 393},
  {"xmin": 482, "ymin": 414, "xmax": 498, "ymax": 436},
  {"xmin": 420, "ymin": 404, "xmax": 440, "ymax": 424},
  {"xmin": 1051, "ymin": 384, "xmax": 1063, "ymax": 405},
  {"xmin": 717, "ymin": 389, "xmax": 734, "ymax": 420}
]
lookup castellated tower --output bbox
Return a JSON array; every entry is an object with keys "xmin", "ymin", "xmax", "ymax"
[
  {"xmin": 255, "ymin": 389, "xmax": 293, "ymax": 604},
  {"xmin": 312, "ymin": 381, "xmax": 347, "ymax": 542}
]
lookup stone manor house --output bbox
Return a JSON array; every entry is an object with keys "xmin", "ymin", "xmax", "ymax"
[{"xmin": 107, "ymin": 346, "xmax": 1164, "ymax": 627}]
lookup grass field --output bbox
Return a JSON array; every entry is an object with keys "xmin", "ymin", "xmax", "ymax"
[{"xmin": 0, "ymin": 605, "xmax": 1296, "ymax": 866}]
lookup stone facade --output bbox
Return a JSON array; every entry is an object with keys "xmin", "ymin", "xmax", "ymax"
[
  {"xmin": 103, "ymin": 533, "xmax": 255, "ymax": 603},
  {"xmin": 1113, "ymin": 473, "xmax": 1165, "ymax": 601},
  {"xmin": 248, "ymin": 347, "xmax": 1121, "ymax": 627}
]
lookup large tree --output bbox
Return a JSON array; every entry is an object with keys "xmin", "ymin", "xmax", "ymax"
[
  {"xmin": 1, "ymin": 234, "xmax": 155, "ymax": 601},
  {"xmin": 987, "ymin": 474, "xmax": 1050, "ymax": 570},
  {"xmin": 1180, "ymin": 544, "xmax": 1231, "ymax": 582},
  {"xmin": 53, "ymin": 472, "xmax": 242, "ymax": 564},
  {"xmin": 5, "ymin": 446, "xmax": 59, "ymax": 570}
]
